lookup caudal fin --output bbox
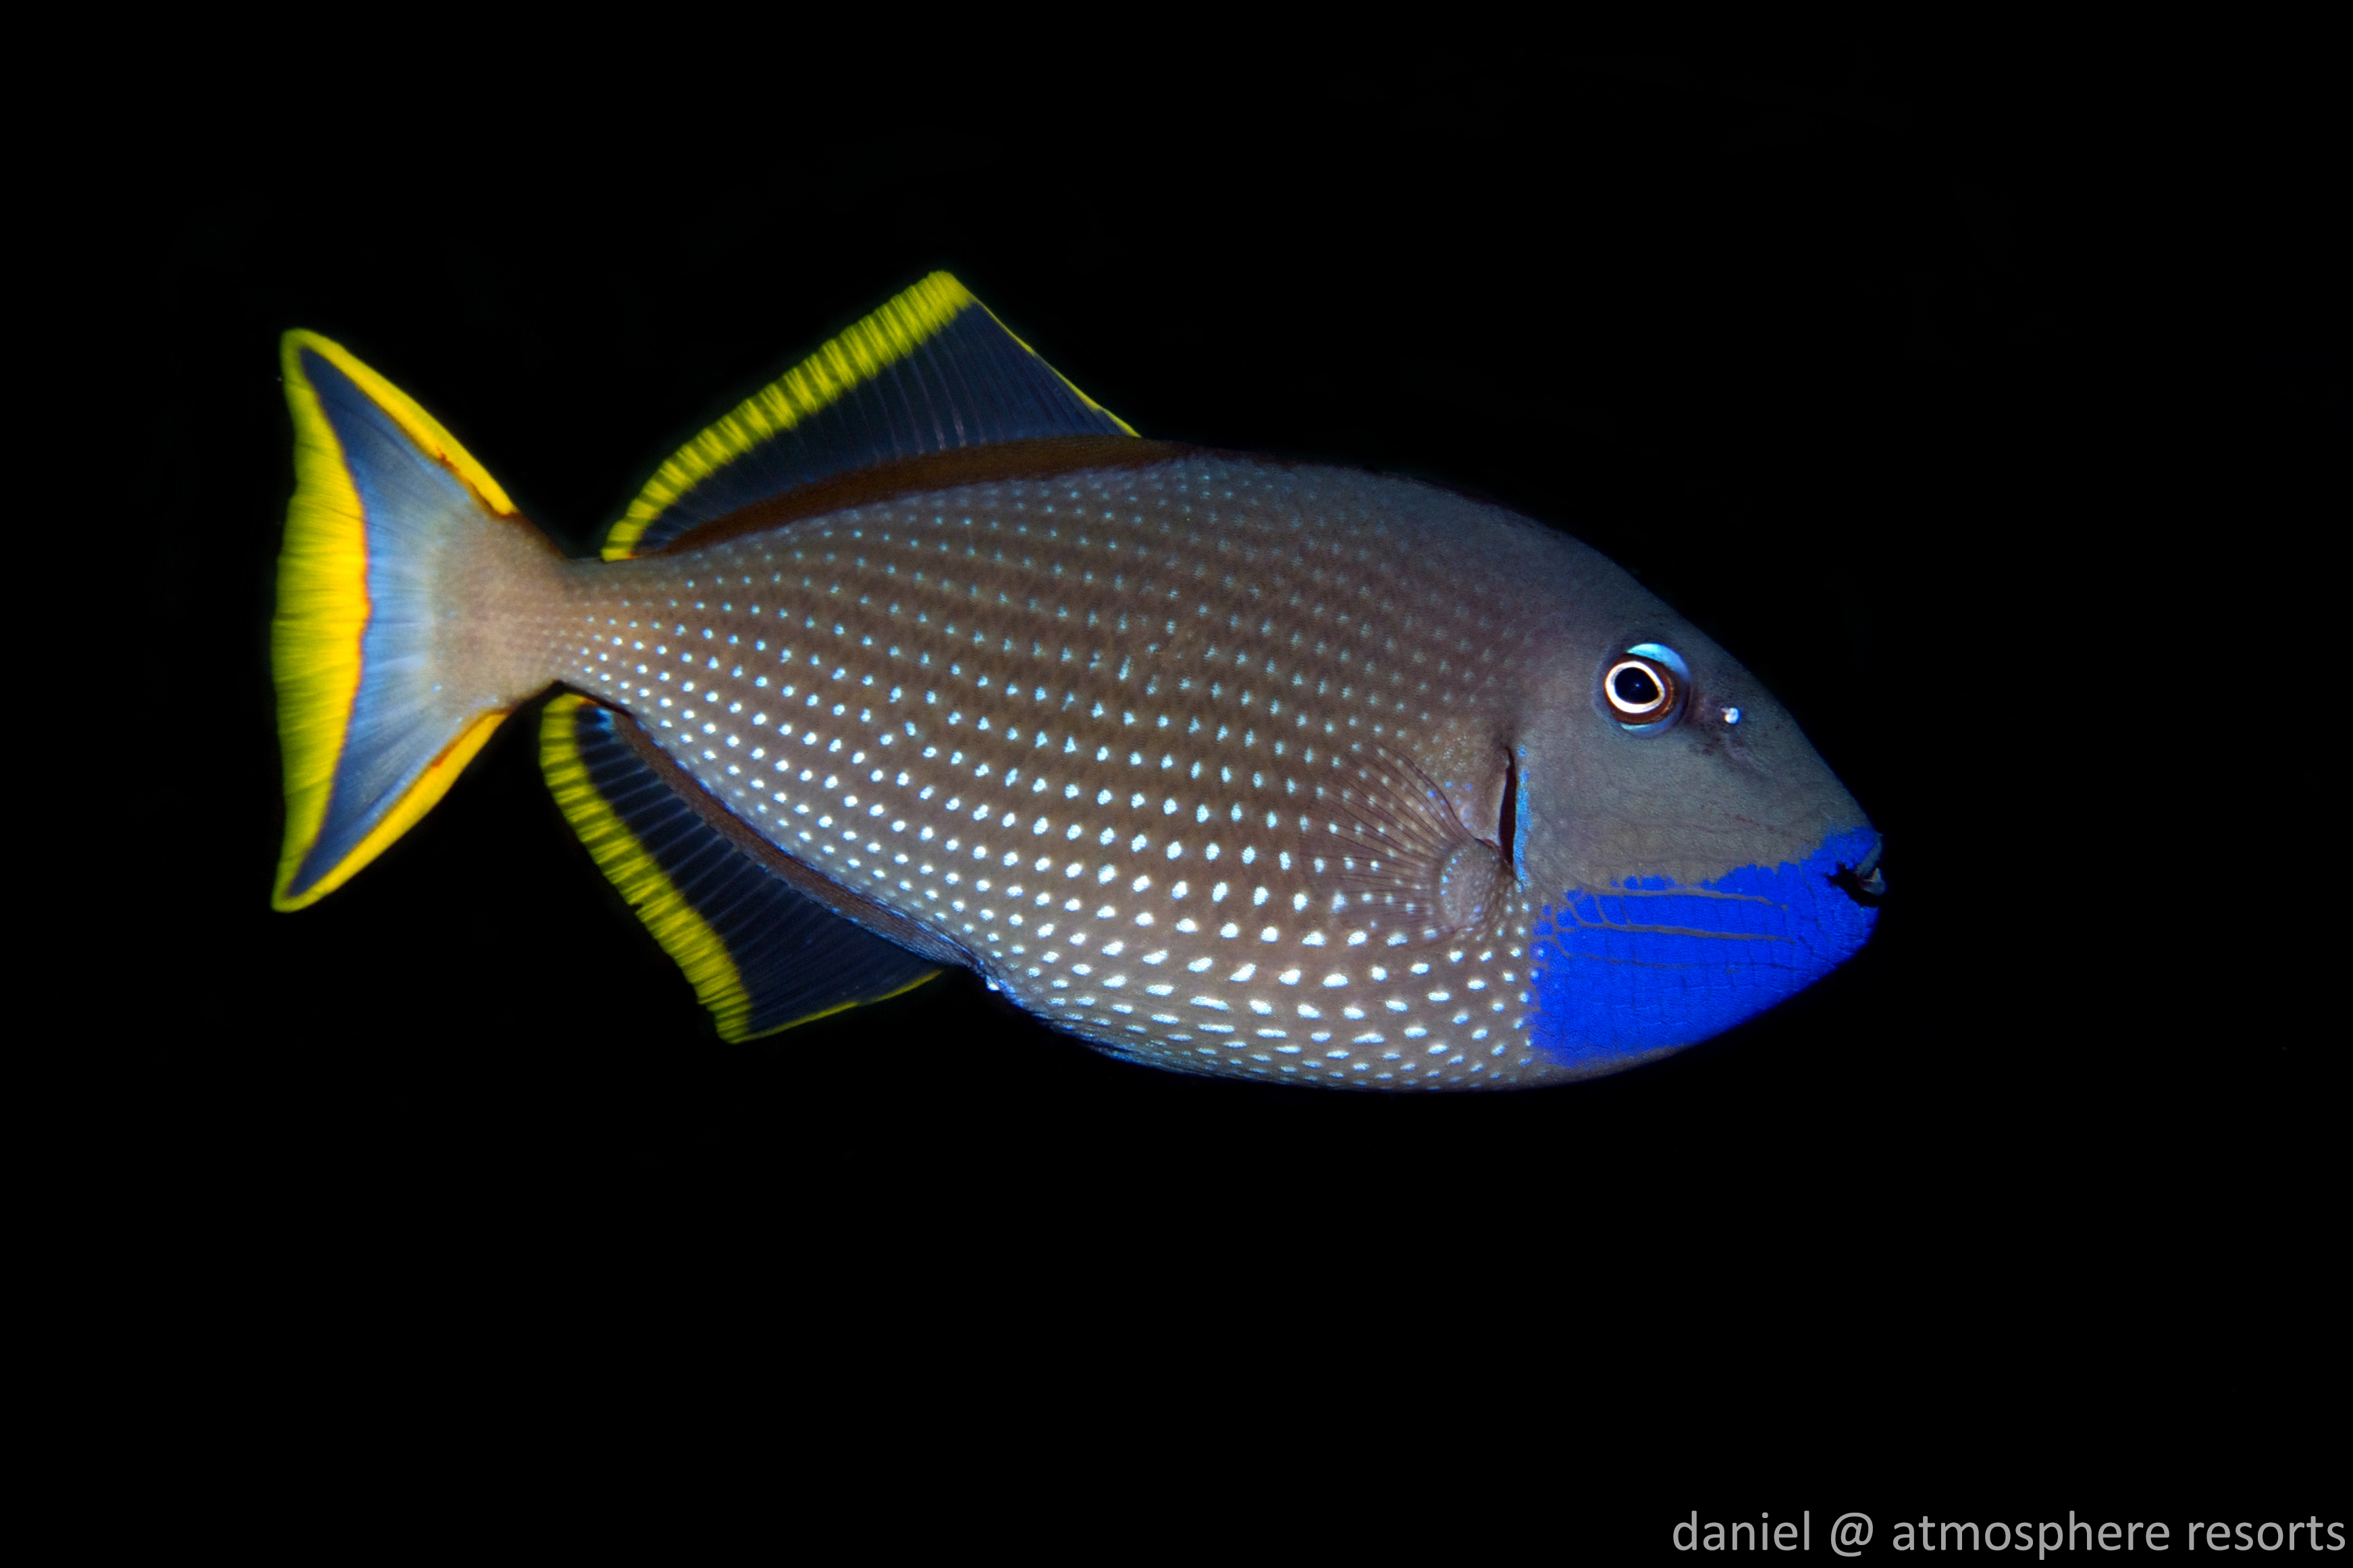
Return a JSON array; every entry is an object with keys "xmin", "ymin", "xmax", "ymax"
[{"xmin": 271, "ymin": 331, "xmax": 558, "ymax": 910}]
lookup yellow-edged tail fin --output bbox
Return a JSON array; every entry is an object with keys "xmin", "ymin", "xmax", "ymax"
[{"xmin": 271, "ymin": 331, "xmax": 558, "ymax": 910}]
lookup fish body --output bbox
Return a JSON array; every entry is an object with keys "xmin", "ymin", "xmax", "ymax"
[{"xmin": 272, "ymin": 275, "xmax": 1880, "ymax": 1089}]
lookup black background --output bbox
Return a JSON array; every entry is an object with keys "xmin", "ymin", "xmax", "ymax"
[{"xmin": 99, "ymin": 40, "xmax": 2335, "ymax": 1518}]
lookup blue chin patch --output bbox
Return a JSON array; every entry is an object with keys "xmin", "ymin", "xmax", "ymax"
[{"xmin": 1527, "ymin": 827, "xmax": 1880, "ymax": 1069}]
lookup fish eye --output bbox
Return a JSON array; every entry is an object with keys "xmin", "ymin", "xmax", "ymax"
[
  {"xmin": 1604, "ymin": 642, "xmax": 1689, "ymax": 733},
  {"xmin": 1606, "ymin": 659, "xmax": 1670, "ymax": 715}
]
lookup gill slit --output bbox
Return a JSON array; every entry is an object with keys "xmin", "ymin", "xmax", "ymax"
[{"xmin": 1501, "ymin": 742, "xmax": 1526, "ymax": 885}]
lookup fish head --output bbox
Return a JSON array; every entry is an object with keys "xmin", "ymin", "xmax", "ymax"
[{"xmin": 1501, "ymin": 580, "xmax": 1882, "ymax": 1075}]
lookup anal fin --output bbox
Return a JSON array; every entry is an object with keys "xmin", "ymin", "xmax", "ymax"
[{"xmin": 540, "ymin": 694, "xmax": 943, "ymax": 1041}]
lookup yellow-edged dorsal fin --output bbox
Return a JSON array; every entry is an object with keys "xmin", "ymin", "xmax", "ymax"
[{"xmin": 602, "ymin": 272, "xmax": 1134, "ymax": 560}]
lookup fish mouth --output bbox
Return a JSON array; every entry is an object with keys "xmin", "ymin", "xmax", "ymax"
[{"xmin": 1827, "ymin": 834, "xmax": 1887, "ymax": 907}]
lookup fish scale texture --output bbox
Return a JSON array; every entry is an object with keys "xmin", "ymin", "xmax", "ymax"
[{"xmin": 524, "ymin": 454, "xmax": 1579, "ymax": 1087}]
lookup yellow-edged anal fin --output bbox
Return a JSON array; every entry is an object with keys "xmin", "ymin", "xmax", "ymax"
[
  {"xmin": 539, "ymin": 695, "xmax": 940, "ymax": 1041},
  {"xmin": 602, "ymin": 272, "xmax": 1137, "ymax": 560},
  {"xmin": 539, "ymin": 694, "xmax": 754, "ymax": 1031},
  {"xmin": 734, "ymin": 967, "xmax": 943, "ymax": 1042}
]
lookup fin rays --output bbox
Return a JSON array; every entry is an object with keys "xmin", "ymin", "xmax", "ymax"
[
  {"xmin": 602, "ymin": 272, "xmax": 1134, "ymax": 560},
  {"xmin": 539, "ymin": 695, "xmax": 939, "ymax": 1039},
  {"xmin": 271, "ymin": 333, "xmax": 537, "ymax": 909}
]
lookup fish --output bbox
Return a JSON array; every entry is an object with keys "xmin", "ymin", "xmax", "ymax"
[{"xmin": 269, "ymin": 272, "xmax": 1881, "ymax": 1090}]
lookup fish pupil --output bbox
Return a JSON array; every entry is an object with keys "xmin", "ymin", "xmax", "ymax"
[{"xmin": 1612, "ymin": 667, "xmax": 1661, "ymax": 706}]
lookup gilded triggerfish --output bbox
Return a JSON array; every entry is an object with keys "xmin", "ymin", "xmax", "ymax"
[{"xmin": 271, "ymin": 273, "xmax": 1881, "ymax": 1089}]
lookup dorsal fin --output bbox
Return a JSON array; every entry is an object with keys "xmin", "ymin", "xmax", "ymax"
[
  {"xmin": 601, "ymin": 273, "xmax": 1136, "ymax": 560},
  {"xmin": 539, "ymin": 694, "xmax": 942, "ymax": 1039}
]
